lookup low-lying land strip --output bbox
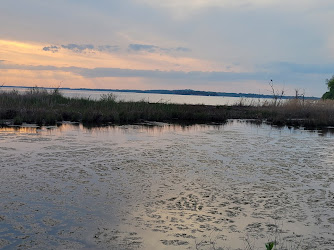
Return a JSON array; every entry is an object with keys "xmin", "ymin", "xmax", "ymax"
[{"xmin": 1, "ymin": 88, "xmax": 333, "ymax": 128}]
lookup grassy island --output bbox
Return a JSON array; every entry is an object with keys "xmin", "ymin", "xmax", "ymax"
[{"xmin": 1, "ymin": 88, "xmax": 333, "ymax": 128}]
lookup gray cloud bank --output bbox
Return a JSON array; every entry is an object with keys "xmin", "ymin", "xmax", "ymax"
[
  {"xmin": 1, "ymin": 60, "xmax": 332, "ymax": 82},
  {"xmin": 0, "ymin": 61, "xmax": 263, "ymax": 81},
  {"xmin": 79, "ymin": 67, "xmax": 262, "ymax": 81}
]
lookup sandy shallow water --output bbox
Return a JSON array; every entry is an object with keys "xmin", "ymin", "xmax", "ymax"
[{"xmin": 0, "ymin": 120, "xmax": 334, "ymax": 249}]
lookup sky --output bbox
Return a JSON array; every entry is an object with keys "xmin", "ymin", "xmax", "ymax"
[{"xmin": 0, "ymin": 0, "xmax": 334, "ymax": 97}]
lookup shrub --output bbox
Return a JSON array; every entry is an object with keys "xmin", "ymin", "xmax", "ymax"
[{"xmin": 322, "ymin": 75, "xmax": 334, "ymax": 99}]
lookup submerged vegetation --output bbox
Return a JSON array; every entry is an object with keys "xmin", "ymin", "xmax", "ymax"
[{"xmin": 0, "ymin": 87, "xmax": 334, "ymax": 128}]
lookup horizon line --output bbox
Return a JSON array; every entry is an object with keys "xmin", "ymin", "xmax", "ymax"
[{"xmin": 0, "ymin": 84, "xmax": 320, "ymax": 99}]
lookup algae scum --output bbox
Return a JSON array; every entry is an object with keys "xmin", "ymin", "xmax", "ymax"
[{"xmin": 0, "ymin": 120, "xmax": 334, "ymax": 249}]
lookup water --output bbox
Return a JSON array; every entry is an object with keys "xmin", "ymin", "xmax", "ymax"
[
  {"xmin": 1, "ymin": 87, "xmax": 274, "ymax": 106},
  {"xmin": 0, "ymin": 121, "xmax": 333, "ymax": 249}
]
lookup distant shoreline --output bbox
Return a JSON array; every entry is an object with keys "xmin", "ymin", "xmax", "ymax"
[{"xmin": 1, "ymin": 85, "xmax": 320, "ymax": 100}]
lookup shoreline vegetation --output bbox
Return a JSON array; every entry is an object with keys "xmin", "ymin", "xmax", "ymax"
[{"xmin": 0, "ymin": 87, "xmax": 333, "ymax": 128}]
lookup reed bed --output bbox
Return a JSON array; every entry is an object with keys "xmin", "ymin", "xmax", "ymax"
[
  {"xmin": 0, "ymin": 88, "xmax": 332, "ymax": 128},
  {"xmin": 0, "ymin": 88, "xmax": 228, "ymax": 126},
  {"xmin": 260, "ymin": 99, "xmax": 334, "ymax": 128}
]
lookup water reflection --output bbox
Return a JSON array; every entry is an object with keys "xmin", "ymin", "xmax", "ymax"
[
  {"xmin": 0, "ymin": 126, "xmax": 41, "ymax": 134},
  {"xmin": 1, "ymin": 122, "xmax": 225, "ymax": 136},
  {"xmin": 1, "ymin": 120, "xmax": 334, "ymax": 137}
]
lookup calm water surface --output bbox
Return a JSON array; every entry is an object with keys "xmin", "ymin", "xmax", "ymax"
[{"xmin": 0, "ymin": 121, "xmax": 334, "ymax": 249}]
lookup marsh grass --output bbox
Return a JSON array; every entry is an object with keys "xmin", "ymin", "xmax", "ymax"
[
  {"xmin": 260, "ymin": 98, "xmax": 334, "ymax": 128},
  {"xmin": 0, "ymin": 88, "xmax": 228, "ymax": 126},
  {"xmin": 0, "ymin": 88, "xmax": 332, "ymax": 127}
]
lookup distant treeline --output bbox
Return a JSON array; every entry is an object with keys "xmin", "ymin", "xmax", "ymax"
[{"xmin": 2, "ymin": 86, "xmax": 319, "ymax": 100}]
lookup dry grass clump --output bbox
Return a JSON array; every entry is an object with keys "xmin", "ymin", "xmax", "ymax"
[{"xmin": 262, "ymin": 99, "xmax": 334, "ymax": 128}]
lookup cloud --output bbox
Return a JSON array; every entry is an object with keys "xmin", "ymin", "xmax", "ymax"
[
  {"xmin": 61, "ymin": 44, "xmax": 94, "ymax": 53},
  {"xmin": 0, "ymin": 61, "xmax": 260, "ymax": 81},
  {"xmin": 1, "ymin": 58, "xmax": 331, "ymax": 83},
  {"xmin": 128, "ymin": 43, "xmax": 191, "ymax": 53},
  {"xmin": 43, "ymin": 45, "xmax": 60, "ymax": 53},
  {"xmin": 128, "ymin": 44, "xmax": 159, "ymax": 52},
  {"xmin": 0, "ymin": 61, "xmax": 70, "ymax": 71},
  {"xmin": 42, "ymin": 42, "xmax": 192, "ymax": 55},
  {"xmin": 80, "ymin": 67, "xmax": 266, "ymax": 82},
  {"xmin": 96, "ymin": 45, "xmax": 120, "ymax": 52},
  {"xmin": 42, "ymin": 44, "xmax": 120, "ymax": 54},
  {"xmin": 42, "ymin": 43, "xmax": 189, "ymax": 54}
]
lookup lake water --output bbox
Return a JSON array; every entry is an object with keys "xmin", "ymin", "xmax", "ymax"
[
  {"xmin": 1, "ymin": 87, "xmax": 274, "ymax": 106},
  {"xmin": 1, "ymin": 120, "xmax": 333, "ymax": 249}
]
